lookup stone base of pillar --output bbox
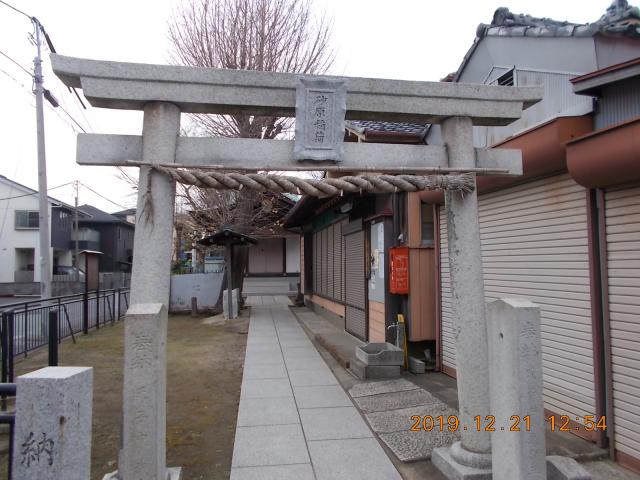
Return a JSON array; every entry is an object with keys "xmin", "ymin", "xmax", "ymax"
[
  {"xmin": 432, "ymin": 443, "xmax": 492, "ymax": 480},
  {"xmin": 103, "ymin": 466, "xmax": 182, "ymax": 480},
  {"xmin": 546, "ymin": 456, "xmax": 592, "ymax": 480}
]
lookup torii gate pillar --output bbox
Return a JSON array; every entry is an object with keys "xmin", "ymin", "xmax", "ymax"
[
  {"xmin": 431, "ymin": 116, "xmax": 492, "ymax": 478},
  {"xmin": 114, "ymin": 102, "xmax": 183, "ymax": 480}
]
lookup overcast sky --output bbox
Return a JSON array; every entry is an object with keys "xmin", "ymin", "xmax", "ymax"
[{"xmin": 0, "ymin": 0, "xmax": 610, "ymax": 212}]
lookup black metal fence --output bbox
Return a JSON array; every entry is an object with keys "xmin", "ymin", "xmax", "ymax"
[
  {"xmin": 0, "ymin": 288, "xmax": 129, "ymax": 360},
  {"xmin": 0, "ymin": 383, "xmax": 16, "ymax": 479},
  {"xmin": 0, "ymin": 289, "xmax": 129, "ymax": 479}
]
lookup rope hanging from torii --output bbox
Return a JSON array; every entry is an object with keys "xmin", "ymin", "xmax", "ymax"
[{"xmin": 148, "ymin": 165, "xmax": 476, "ymax": 197}]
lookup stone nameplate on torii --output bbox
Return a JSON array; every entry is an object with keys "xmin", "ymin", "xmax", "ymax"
[{"xmin": 294, "ymin": 78, "xmax": 346, "ymax": 161}]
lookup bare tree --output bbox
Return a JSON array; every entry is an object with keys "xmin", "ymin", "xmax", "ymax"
[
  {"xmin": 169, "ymin": 0, "xmax": 333, "ymax": 138},
  {"xmin": 169, "ymin": 0, "xmax": 333, "ymax": 311}
]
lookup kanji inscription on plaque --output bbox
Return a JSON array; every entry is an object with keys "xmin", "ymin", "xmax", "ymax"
[{"xmin": 294, "ymin": 77, "xmax": 346, "ymax": 161}]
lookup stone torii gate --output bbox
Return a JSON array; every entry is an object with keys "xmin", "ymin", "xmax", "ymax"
[{"xmin": 51, "ymin": 54, "xmax": 542, "ymax": 480}]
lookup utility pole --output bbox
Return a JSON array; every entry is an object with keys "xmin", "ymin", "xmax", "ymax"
[
  {"xmin": 33, "ymin": 17, "xmax": 52, "ymax": 300},
  {"xmin": 74, "ymin": 180, "xmax": 80, "ymax": 276}
]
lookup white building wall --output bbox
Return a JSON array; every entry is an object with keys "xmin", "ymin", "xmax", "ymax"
[
  {"xmin": 0, "ymin": 180, "xmax": 54, "ymax": 283},
  {"xmin": 286, "ymin": 236, "xmax": 300, "ymax": 273}
]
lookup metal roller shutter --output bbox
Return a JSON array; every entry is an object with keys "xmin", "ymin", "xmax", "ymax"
[
  {"xmin": 439, "ymin": 206, "xmax": 456, "ymax": 370},
  {"xmin": 605, "ymin": 185, "xmax": 640, "ymax": 461},
  {"xmin": 313, "ymin": 231, "xmax": 318, "ymax": 293},
  {"xmin": 341, "ymin": 220, "xmax": 347, "ymax": 302},
  {"xmin": 328, "ymin": 224, "xmax": 335, "ymax": 299},
  {"xmin": 440, "ymin": 174, "xmax": 596, "ymax": 421},
  {"xmin": 345, "ymin": 229, "xmax": 367, "ymax": 340},
  {"xmin": 334, "ymin": 222, "xmax": 343, "ymax": 301},
  {"xmin": 321, "ymin": 228, "xmax": 328, "ymax": 296}
]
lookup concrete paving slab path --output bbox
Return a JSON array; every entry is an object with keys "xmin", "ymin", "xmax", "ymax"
[{"xmin": 231, "ymin": 300, "xmax": 401, "ymax": 480}]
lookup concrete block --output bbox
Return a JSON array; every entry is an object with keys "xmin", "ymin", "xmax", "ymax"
[
  {"xmin": 380, "ymin": 429, "xmax": 459, "ymax": 462},
  {"xmin": 288, "ymin": 368, "xmax": 337, "ymax": 387},
  {"xmin": 365, "ymin": 365, "xmax": 402, "ymax": 379},
  {"xmin": 487, "ymin": 298, "xmax": 546, "ymax": 480},
  {"xmin": 240, "ymin": 378, "xmax": 293, "ymax": 399},
  {"xmin": 349, "ymin": 358, "xmax": 367, "ymax": 379},
  {"xmin": 356, "ymin": 343, "xmax": 404, "ymax": 366},
  {"xmin": 232, "ymin": 424, "xmax": 309, "ymax": 467},
  {"xmin": 286, "ymin": 357, "xmax": 330, "ymax": 371},
  {"xmin": 349, "ymin": 378, "xmax": 418, "ymax": 398},
  {"xmin": 223, "ymin": 288, "xmax": 239, "ymax": 319},
  {"xmin": 365, "ymin": 404, "xmax": 456, "ymax": 434},
  {"xmin": 231, "ymin": 464, "xmax": 314, "ymax": 480},
  {"xmin": 409, "ymin": 356, "xmax": 426, "ymax": 374},
  {"xmin": 546, "ymin": 456, "xmax": 592, "ymax": 480},
  {"xmin": 307, "ymin": 438, "xmax": 402, "ymax": 480},
  {"xmin": 299, "ymin": 407, "xmax": 372, "ymax": 441},
  {"xmin": 293, "ymin": 385, "xmax": 353, "ymax": 409},
  {"xmin": 352, "ymin": 388, "xmax": 441, "ymax": 413},
  {"xmin": 242, "ymin": 363, "xmax": 288, "ymax": 380},
  {"xmin": 104, "ymin": 468, "xmax": 182, "ymax": 480},
  {"xmin": 13, "ymin": 367, "xmax": 93, "ymax": 480},
  {"xmin": 237, "ymin": 397, "xmax": 299, "ymax": 427},
  {"xmin": 244, "ymin": 351, "xmax": 285, "ymax": 366}
]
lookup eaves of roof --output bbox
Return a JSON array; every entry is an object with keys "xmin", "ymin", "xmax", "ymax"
[
  {"xmin": 571, "ymin": 56, "xmax": 640, "ymax": 95},
  {"xmin": 0, "ymin": 175, "xmax": 79, "ymax": 211}
]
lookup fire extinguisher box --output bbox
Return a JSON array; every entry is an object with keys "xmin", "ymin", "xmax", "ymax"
[{"xmin": 389, "ymin": 246, "xmax": 410, "ymax": 294}]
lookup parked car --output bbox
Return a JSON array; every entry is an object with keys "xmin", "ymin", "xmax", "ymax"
[{"xmin": 53, "ymin": 266, "xmax": 85, "ymax": 279}]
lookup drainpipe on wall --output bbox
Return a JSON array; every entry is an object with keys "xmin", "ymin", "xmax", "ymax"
[
  {"xmin": 596, "ymin": 189, "xmax": 615, "ymax": 457},
  {"xmin": 587, "ymin": 188, "xmax": 614, "ymax": 452}
]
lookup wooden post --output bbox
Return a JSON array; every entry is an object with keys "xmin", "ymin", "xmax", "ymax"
[{"xmin": 226, "ymin": 240, "xmax": 234, "ymax": 319}]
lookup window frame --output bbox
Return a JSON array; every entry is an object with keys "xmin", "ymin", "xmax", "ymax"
[{"xmin": 15, "ymin": 210, "xmax": 40, "ymax": 230}]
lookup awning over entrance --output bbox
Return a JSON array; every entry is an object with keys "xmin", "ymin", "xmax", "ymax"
[{"xmin": 198, "ymin": 228, "xmax": 258, "ymax": 247}]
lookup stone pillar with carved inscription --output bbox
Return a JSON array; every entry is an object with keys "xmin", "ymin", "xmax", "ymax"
[
  {"xmin": 13, "ymin": 367, "xmax": 93, "ymax": 480},
  {"xmin": 432, "ymin": 116, "xmax": 493, "ymax": 480},
  {"xmin": 119, "ymin": 303, "xmax": 175, "ymax": 480},
  {"xmin": 108, "ymin": 102, "xmax": 182, "ymax": 480}
]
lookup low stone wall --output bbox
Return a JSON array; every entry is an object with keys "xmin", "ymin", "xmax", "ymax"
[
  {"xmin": 306, "ymin": 294, "xmax": 345, "ymax": 319},
  {"xmin": 170, "ymin": 272, "xmax": 224, "ymax": 313},
  {"xmin": 52, "ymin": 281, "xmax": 84, "ymax": 297},
  {"xmin": 0, "ymin": 282, "xmax": 40, "ymax": 296}
]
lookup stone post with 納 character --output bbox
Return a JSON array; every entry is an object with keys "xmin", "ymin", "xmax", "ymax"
[
  {"xmin": 487, "ymin": 298, "xmax": 546, "ymax": 480},
  {"xmin": 12, "ymin": 367, "xmax": 93, "ymax": 480}
]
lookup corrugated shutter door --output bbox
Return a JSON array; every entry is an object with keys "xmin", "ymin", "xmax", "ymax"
[
  {"xmin": 605, "ymin": 185, "xmax": 640, "ymax": 461},
  {"xmin": 440, "ymin": 174, "xmax": 595, "ymax": 421},
  {"xmin": 439, "ymin": 206, "xmax": 456, "ymax": 370},
  {"xmin": 328, "ymin": 224, "xmax": 335, "ymax": 299},
  {"xmin": 313, "ymin": 232, "xmax": 318, "ymax": 293},
  {"xmin": 341, "ymin": 220, "xmax": 347, "ymax": 302},
  {"xmin": 345, "ymin": 229, "xmax": 367, "ymax": 340},
  {"xmin": 321, "ymin": 228, "xmax": 328, "ymax": 296},
  {"xmin": 334, "ymin": 222, "xmax": 342, "ymax": 301}
]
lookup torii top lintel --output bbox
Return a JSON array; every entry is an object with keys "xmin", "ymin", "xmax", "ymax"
[{"xmin": 51, "ymin": 54, "xmax": 542, "ymax": 127}]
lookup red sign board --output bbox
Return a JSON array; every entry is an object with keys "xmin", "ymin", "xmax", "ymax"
[{"xmin": 389, "ymin": 246, "xmax": 410, "ymax": 294}]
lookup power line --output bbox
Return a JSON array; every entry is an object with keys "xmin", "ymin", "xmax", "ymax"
[
  {"xmin": 0, "ymin": 49, "xmax": 31, "ymax": 76},
  {"xmin": 58, "ymin": 104, "xmax": 87, "ymax": 133},
  {"xmin": 0, "ymin": 181, "xmax": 74, "ymax": 201},
  {"xmin": 0, "ymin": 67, "xmax": 86, "ymax": 134},
  {"xmin": 0, "ymin": 0, "xmax": 30, "ymax": 19},
  {"xmin": 79, "ymin": 182, "xmax": 127, "ymax": 209}
]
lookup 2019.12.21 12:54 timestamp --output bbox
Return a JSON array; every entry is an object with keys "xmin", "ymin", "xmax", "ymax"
[
  {"xmin": 409, "ymin": 415, "xmax": 608, "ymax": 432},
  {"xmin": 546, "ymin": 415, "xmax": 607, "ymax": 432}
]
